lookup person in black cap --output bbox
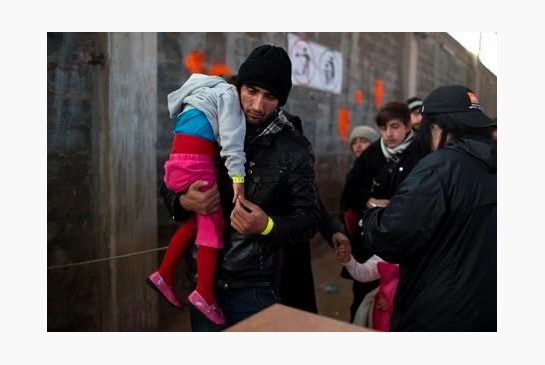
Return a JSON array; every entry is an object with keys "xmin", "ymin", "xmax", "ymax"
[
  {"xmin": 406, "ymin": 96, "xmax": 423, "ymax": 131},
  {"xmin": 160, "ymin": 44, "xmax": 319, "ymax": 331},
  {"xmin": 359, "ymin": 84, "xmax": 497, "ymax": 331}
]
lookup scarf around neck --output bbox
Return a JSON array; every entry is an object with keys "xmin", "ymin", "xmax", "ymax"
[
  {"xmin": 380, "ymin": 129, "xmax": 415, "ymax": 161},
  {"xmin": 247, "ymin": 109, "xmax": 294, "ymax": 143}
]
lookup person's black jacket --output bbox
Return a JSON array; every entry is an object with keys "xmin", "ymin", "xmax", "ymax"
[
  {"xmin": 339, "ymin": 136, "xmax": 422, "ymax": 321},
  {"xmin": 339, "ymin": 138, "xmax": 422, "ymax": 277},
  {"xmin": 361, "ymin": 136, "xmax": 497, "ymax": 331},
  {"xmin": 161, "ymin": 110, "xmax": 319, "ymax": 288},
  {"xmin": 280, "ymin": 196, "xmax": 341, "ymax": 314},
  {"xmin": 278, "ymin": 114, "xmax": 341, "ymax": 314},
  {"xmin": 341, "ymin": 138, "xmax": 422, "ymax": 214}
]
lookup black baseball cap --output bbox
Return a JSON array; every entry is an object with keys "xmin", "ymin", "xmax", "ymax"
[{"xmin": 421, "ymin": 85, "xmax": 496, "ymax": 128}]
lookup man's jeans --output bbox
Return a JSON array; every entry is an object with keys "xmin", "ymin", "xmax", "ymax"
[{"xmin": 189, "ymin": 286, "xmax": 280, "ymax": 332}]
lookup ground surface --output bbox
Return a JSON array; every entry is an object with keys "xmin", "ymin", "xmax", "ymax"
[{"xmin": 157, "ymin": 235, "xmax": 354, "ymax": 331}]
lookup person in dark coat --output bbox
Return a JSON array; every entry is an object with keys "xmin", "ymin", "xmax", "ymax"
[
  {"xmin": 340, "ymin": 102, "xmax": 422, "ymax": 321},
  {"xmin": 359, "ymin": 84, "xmax": 497, "ymax": 331},
  {"xmin": 161, "ymin": 45, "xmax": 319, "ymax": 331},
  {"xmin": 279, "ymin": 115, "xmax": 348, "ymax": 314}
]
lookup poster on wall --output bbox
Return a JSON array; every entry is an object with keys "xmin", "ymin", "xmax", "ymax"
[{"xmin": 288, "ymin": 33, "xmax": 343, "ymax": 94}]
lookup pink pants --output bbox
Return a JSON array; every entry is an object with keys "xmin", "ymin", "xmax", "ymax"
[{"xmin": 164, "ymin": 153, "xmax": 223, "ymax": 249}]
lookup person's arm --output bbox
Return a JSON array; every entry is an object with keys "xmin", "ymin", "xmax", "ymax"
[
  {"xmin": 160, "ymin": 180, "xmax": 221, "ymax": 222},
  {"xmin": 317, "ymin": 194, "xmax": 342, "ymax": 248},
  {"xmin": 160, "ymin": 182, "xmax": 188, "ymax": 221},
  {"xmin": 230, "ymin": 144, "xmax": 319, "ymax": 243},
  {"xmin": 217, "ymin": 87, "xmax": 247, "ymax": 180},
  {"xmin": 268, "ymin": 145, "xmax": 319, "ymax": 242},
  {"xmin": 343, "ymin": 255, "xmax": 383, "ymax": 283},
  {"xmin": 360, "ymin": 160, "xmax": 446, "ymax": 263}
]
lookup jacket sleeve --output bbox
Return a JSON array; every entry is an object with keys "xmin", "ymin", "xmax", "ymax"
[
  {"xmin": 217, "ymin": 87, "xmax": 246, "ymax": 179},
  {"xmin": 160, "ymin": 181, "xmax": 193, "ymax": 222},
  {"xmin": 269, "ymin": 144, "xmax": 319, "ymax": 244},
  {"xmin": 343, "ymin": 255, "xmax": 383, "ymax": 282},
  {"xmin": 360, "ymin": 162, "xmax": 446, "ymax": 264},
  {"xmin": 340, "ymin": 152, "xmax": 374, "ymax": 216},
  {"xmin": 317, "ymin": 194, "xmax": 342, "ymax": 248}
]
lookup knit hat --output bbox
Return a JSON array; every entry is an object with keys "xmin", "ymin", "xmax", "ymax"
[
  {"xmin": 349, "ymin": 126, "xmax": 380, "ymax": 145},
  {"xmin": 421, "ymin": 85, "xmax": 496, "ymax": 128},
  {"xmin": 407, "ymin": 97, "xmax": 423, "ymax": 113},
  {"xmin": 237, "ymin": 45, "xmax": 292, "ymax": 106}
]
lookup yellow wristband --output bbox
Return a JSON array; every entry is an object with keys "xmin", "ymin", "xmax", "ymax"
[
  {"xmin": 232, "ymin": 176, "xmax": 245, "ymax": 183},
  {"xmin": 260, "ymin": 216, "xmax": 274, "ymax": 235}
]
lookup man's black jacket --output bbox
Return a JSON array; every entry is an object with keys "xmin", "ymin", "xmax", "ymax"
[{"xmin": 161, "ymin": 111, "xmax": 319, "ymax": 288}]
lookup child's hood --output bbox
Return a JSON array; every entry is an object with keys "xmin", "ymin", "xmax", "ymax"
[{"xmin": 167, "ymin": 73, "xmax": 226, "ymax": 118}]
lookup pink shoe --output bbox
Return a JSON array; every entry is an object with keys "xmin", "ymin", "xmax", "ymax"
[
  {"xmin": 187, "ymin": 290, "xmax": 226, "ymax": 325},
  {"xmin": 146, "ymin": 271, "xmax": 183, "ymax": 309}
]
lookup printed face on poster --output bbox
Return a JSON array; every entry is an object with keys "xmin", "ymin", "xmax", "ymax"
[{"xmin": 288, "ymin": 33, "xmax": 343, "ymax": 94}]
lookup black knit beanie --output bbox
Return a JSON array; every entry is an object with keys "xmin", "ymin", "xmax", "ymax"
[{"xmin": 237, "ymin": 45, "xmax": 292, "ymax": 106}]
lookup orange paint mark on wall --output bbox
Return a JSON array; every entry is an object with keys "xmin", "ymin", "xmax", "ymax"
[
  {"xmin": 185, "ymin": 51, "xmax": 205, "ymax": 74},
  {"xmin": 354, "ymin": 89, "xmax": 364, "ymax": 106},
  {"xmin": 208, "ymin": 64, "xmax": 232, "ymax": 76},
  {"xmin": 338, "ymin": 107, "xmax": 351, "ymax": 141},
  {"xmin": 374, "ymin": 79, "xmax": 384, "ymax": 109}
]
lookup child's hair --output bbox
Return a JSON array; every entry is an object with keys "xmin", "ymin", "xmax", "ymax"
[
  {"xmin": 375, "ymin": 102, "xmax": 411, "ymax": 128},
  {"xmin": 222, "ymin": 74, "xmax": 238, "ymax": 86}
]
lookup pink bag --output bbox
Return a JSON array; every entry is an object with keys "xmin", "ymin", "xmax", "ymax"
[{"xmin": 372, "ymin": 262, "xmax": 399, "ymax": 331}]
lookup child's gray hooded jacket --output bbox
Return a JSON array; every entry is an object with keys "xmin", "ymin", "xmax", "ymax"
[{"xmin": 167, "ymin": 73, "xmax": 246, "ymax": 178}]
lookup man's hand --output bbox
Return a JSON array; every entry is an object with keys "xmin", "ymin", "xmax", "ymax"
[
  {"xmin": 179, "ymin": 180, "xmax": 220, "ymax": 215},
  {"xmin": 366, "ymin": 197, "xmax": 390, "ymax": 208},
  {"xmin": 333, "ymin": 232, "xmax": 352, "ymax": 263},
  {"xmin": 230, "ymin": 196, "xmax": 268, "ymax": 234},
  {"xmin": 332, "ymin": 232, "xmax": 350, "ymax": 251}
]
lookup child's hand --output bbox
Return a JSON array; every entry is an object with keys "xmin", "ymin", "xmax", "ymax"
[
  {"xmin": 334, "ymin": 235, "xmax": 351, "ymax": 263},
  {"xmin": 232, "ymin": 182, "xmax": 245, "ymax": 203},
  {"xmin": 375, "ymin": 294, "xmax": 388, "ymax": 311}
]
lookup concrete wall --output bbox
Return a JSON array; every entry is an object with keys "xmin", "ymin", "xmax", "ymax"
[
  {"xmin": 157, "ymin": 32, "xmax": 497, "ymax": 216},
  {"xmin": 48, "ymin": 32, "xmax": 103, "ymax": 330},
  {"xmin": 47, "ymin": 32, "xmax": 159, "ymax": 331},
  {"xmin": 416, "ymin": 33, "xmax": 497, "ymax": 115}
]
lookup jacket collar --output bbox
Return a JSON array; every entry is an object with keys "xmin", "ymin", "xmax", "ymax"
[
  {"xmin": 446, "ymin": 136, "xmax": 497, "ymax": 173},
  {"xmin": 246, "ymin": 109, "xmax": 294, "ymax": 146}
]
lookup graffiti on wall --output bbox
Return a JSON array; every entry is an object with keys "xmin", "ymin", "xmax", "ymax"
[
  {"xmin": 184, "ymin": 51, "xmax": 232, "ymax": 76},
  {"xmin": 374, "ymin": 79, "xmax": 384, "ymax": 109},
  {"xmin": 288, "ymin": 33, "xmax": 343, "ymax": 94},
  {"xmin": 354, "ymin": 89, "xmax": 364, "ymax": 106},
  {"xmin": 337, "ymin": 107, "xmax": 351, "ymax": 141}
]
